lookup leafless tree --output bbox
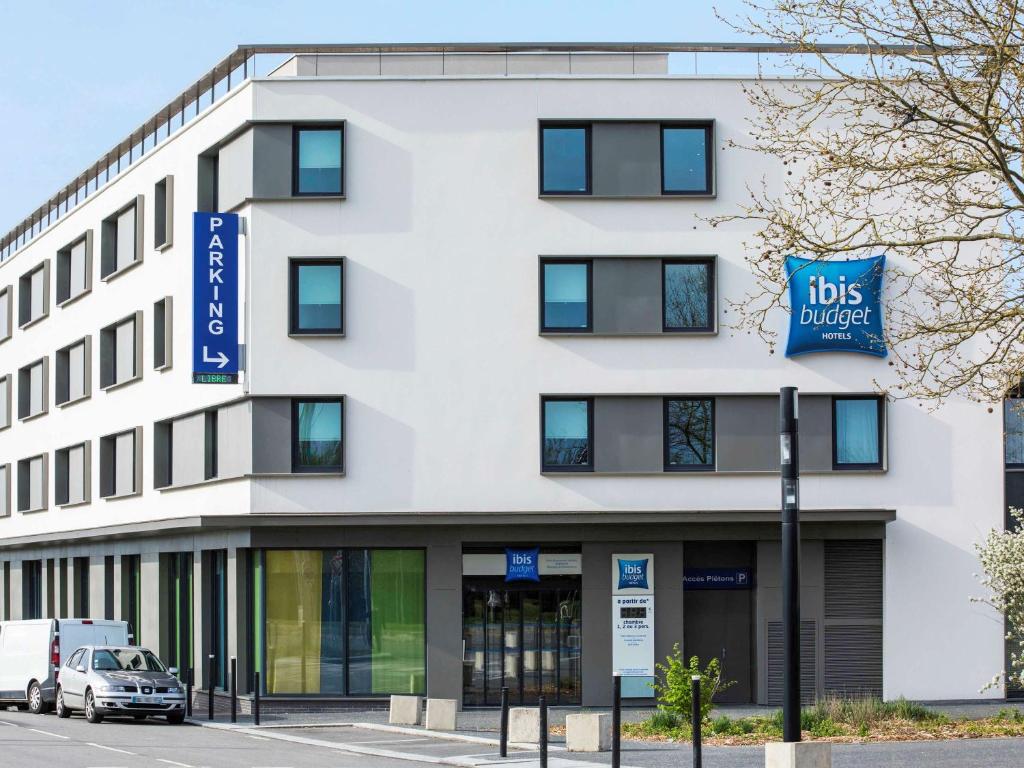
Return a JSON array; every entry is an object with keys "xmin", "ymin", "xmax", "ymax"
[{"xmin": 715, "ymin": 0, "xmax": 1024, "ymax": 403}]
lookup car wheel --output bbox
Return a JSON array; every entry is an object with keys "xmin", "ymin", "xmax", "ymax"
[
  {"xmin": 55, "ymin": 688, "xmax": 70, "ymax": 719},
  {"xmin": 27, "ymin": 681, "xmax": 48, "ymax": 715},
  {"xmin": 166, "ymin": 712, "xmax": 185, "ymax": 725},
  {"xmin": 84, "ymin": 690, "xmax": 103, "ymax": 724}
]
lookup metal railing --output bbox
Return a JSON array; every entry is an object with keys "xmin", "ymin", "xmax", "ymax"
[{"xmin": 0, "ymin": 42, "xmax": 919, "ymax": 263}]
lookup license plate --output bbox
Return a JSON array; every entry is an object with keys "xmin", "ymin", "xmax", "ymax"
[{"xmin": 131, "ymin": 695, "xmax": 163, "ymax": 704}]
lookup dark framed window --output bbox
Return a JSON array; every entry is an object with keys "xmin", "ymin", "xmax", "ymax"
[
  {"xmin": 664, "ymin": 398, "xmax": 715, "ymax": 470},
  {"xmin": 832, "ymin": 396, "xmax": 884, "ymax": 470},
  {"xmin": 289, "ymin": 259, "xmax": 344, "ymax": 334},
  {"xmin": 662, "ymin": 259, "xmax": 714, "ymax": 331},
  {"xmin": 661, "ymin": 124, "xmax": 713, "ymax": 195},
  {"xmin": 540, "ymin": 260, "xmax": 592, "ymax": 332},
  {"xmin": 1006, "ymin": 398, "xmax": 1024, "ymax": 468},
  {"xmin": 541, "ymin": 397, "xmax": 593, "ymax": 471},
  {"xmin": 293, "ymin": 126, "xmax": 344, "ymax": 196},
  {"xmin": 540, "ymin": 125, "xmax": 591, "ymax": 194},
  {"xmin": 292, "ymin": 398, "xmax": 344, "ymax": 472}
]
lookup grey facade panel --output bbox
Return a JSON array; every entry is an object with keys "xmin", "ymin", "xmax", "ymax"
[
  {"xmin": 218, "ymin": 401, "xmax": 253, "ymax": 477},
  {"xmin": 218, "ymin": 128, "xmax": 255, "ymax": 212},
  {"xmin": 591, "ymin": 123, "xmax": 661, "ymax": 197},
  {"xmin": 593, "ymin": 396, "xmax": 663, "ymax": 473},
  {"xmin": 717, "ymin": 396, "xmax": 778, "ymax": 472},
  {"xmin": 799, "ymin": 395, "xmax": 833, "ymax": 472},
  {"xmin": 252, "ymin": 398, "xmax": 292, "ymax": 474},
  {"xmin": 425, "ymin": 543, "xmax": 463, "ymax": 702},
  {"xmin": 171, "ymin": 413, "xmax": 207, "ymax": 487},
  {"xmin": 591, "ymin": 258, "xmax": 662, "ymax": 334},
  {"xmin": 252, "ymin": 125, "xmax": 295, "ymax": 199}
]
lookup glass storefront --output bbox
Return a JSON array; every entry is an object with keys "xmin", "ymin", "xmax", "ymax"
[
  {"xmin": 462, "ymin": 576, "xmax": 582, "ymax": 707},
  {"xmin": 261, "ymin": 548, "xmax": 425, "ymax": 696}
]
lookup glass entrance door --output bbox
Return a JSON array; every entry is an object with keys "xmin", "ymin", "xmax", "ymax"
[{"xmin": 462, "ymin": 578, "xmax": 581, "ymax": 707}]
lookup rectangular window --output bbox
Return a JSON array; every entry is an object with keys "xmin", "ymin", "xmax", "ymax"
[
  {"xmin": 211, "ymin": 551, "xmax": 228, "ymax": 689},
  {"xmin": 100, "ymin": 427, "xmax": 140, "ymax": 498},
  {"xmin": 101, "ymin": 198, "xmax": 143, "ymax": 279},
  {"xmin": 56, "ymin": 232, "xmax": 92, "ymax": 305},
  {"xmin": 22, "ymin": 561, "xmax": 42, "ymax": 620},
  {"xmin": 17, "ymin": 358, "xmax": 48, "ymax": 420},
  {"xmin": 153, "ymin": 297, "xmax": 172, "ymax": 369},
  {"xmin": 263, "ymin": 548, "xmax": 425, "ymax": 695},
  {"xmin": 1007, "ymin": 399, "xmax": 1024, "ymax": 467},
  {"xmin": 16, "ymin": 454, "xmax": 47, "ymax": 512},
  {"xmin": 292, "ymin": 399, "xmax": 344, "ymax": 472},
  {"xmin": 205, "ymin": 410, "xmax": 218, "ymax": 480},
  {"xmin": 74, "ymin": 557, "xmax": 90, "ymax": 617},
  {"xmin": 833, "ymin": 397, "xmax": 884, "ymax": 469},
  {"xmin": 293, "ymin": 127, "xmax": 344, "ymax": 196},
  {"xmin": 289, "ymin": 260, "xmax": 343, "ymax": 334},
  {"xmin": 664, "ymin": 398, "xmax": 715, "ymax": 470},
  {"xmin": 541, "ymin": 260, "xmax": 591, "ymax": 332},
  {"xmin": 0, "ymin": 286, "xmax": 11, "ymax": 342},
  {"xmin": 541, "ymin": 125, "xmax": 590, "ymax": 194},
  {"xmin": 154, "ymin": 176, "xmax": 173, "ymax": 249},
  {"xmin": 663, "ymin": 259, "xmax": 714, "ymax": 332},
  {"xmin": 121, "ymin": 555, "xmax": 142, "ymax": 643},
  {"xmin": 18, "ymin": 260, "xmax": 50, "ymax": 328},
  {"xmin": 661, "ymin": 124, "xmax": 713, "ymax": 195},
  {"xmin": 0, "ymin": 374, "xmax": 10, "ymax": 429},
  {"xmin": 100, "ymin": 312, "xmax": 141, "ymax": 389},
  {"xmin": 0, "ymin": 464, "xmax": 10, "ymax": 518},
  {"xmin": 55, "ymin": 441, "xmax": 90, "ymax": 506},
  {"xmin": 542, "ymin": 398, "xmax": 593, "ymax": 471},
  {"xmin": 56, "ymin": 336, "xmax": 90, "ymax": 406}
]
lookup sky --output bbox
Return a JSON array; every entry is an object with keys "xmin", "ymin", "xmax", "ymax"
[{"xmin": 0, "ymin": 0, "xmax": 758, "ymax": 235}]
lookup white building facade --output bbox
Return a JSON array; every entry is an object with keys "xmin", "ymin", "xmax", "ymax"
[{"xmin": 0, "ymin": 44, "xmax": 1009, "ymax": 708}]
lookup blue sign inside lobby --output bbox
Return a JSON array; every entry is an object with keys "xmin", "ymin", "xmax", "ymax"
[{"xmin": 785, "ymin": 255, "xmax": 886, "ymax": 357}]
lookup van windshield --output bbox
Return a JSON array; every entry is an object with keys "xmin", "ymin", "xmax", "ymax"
[{"xmin": 92, "ymin": 649, "xmax": 167, "ymax": 672}]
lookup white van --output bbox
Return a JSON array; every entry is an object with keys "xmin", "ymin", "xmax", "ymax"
[{"xmin": 0, "ymin": 619, "xmax": 131, "ymax": 714}]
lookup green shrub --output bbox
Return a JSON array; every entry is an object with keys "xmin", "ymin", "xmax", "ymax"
[
  {"xmin": 649, "ymin": 644, "xmax": 736, "ymax": 725},
  {"xmin": 647, "ymin": 709, "xmax": 681, "ymax": 731}
]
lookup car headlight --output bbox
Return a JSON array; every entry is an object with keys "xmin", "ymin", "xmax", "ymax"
[{"xmin": 97, "ymin": 685, "xmax": 129, "ymax": 692}]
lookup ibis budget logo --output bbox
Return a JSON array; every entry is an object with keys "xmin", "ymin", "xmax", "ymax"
[
  {"xmin": 505, "ymin": 547, "xmax": 540, "ymax": 582},
  {"xmin": 617, "ymin": 558, "xmax": 650, "ymax": 591},
  {"xmin": 784, "ymin": 255, "xmax": 886, "ymax": 358}
]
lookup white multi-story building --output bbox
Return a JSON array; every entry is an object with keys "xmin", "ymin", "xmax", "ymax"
[{"xmin": 0, "ymin": 44, "xmax": 1009, "ymax": 709}]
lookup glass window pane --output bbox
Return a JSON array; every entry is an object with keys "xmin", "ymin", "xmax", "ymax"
[
  {"xmin": 1006, "ymin": 400, "xmax": 1024, "ymax": 465},
  {"xmin": 666, "ymin": 399, "xmax": 714, "ymax": 467},
  {"xmin": 542, "ymin": 128, "xmax": 588, "ymax": 193},
  {"xmin": 664, "ymin": 262, "xmax": 711, "ymax": 329},
  {"xmin": 265, "ymin": 550, "xmax": 327, "ymax": 694},
  {"xmin": 297, "ymin": 130, "xmax": 342, "ymax": 194},
  {"xmin": 116, "ymin": 206, "xmax": 137, "ymax": 271},
  {"xmin": 297, "ymin": 264, "xmax": 342, "ymax": 331},
  {"xmin": 663, "ymin": 127, "xmax": 709, "ymax": 193},
  {"xmin": 543, "ymin": 400, "xmax": 590, "ymax": 467},
  {"xmin": 543, "ymin": 263, "xmax": 589, "ymax": 329},
  {"xmin": 835, "ymin": 399, "xmax": 880, "ymax": 465},
  {"xmin": 296, "ymin": 401, "xmax": 343, "ymax": 469}
]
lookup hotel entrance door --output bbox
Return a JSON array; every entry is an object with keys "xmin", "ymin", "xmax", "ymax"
[{"xmin": 462, "ymin": 577, "xmax": 582, "ymax": 707}]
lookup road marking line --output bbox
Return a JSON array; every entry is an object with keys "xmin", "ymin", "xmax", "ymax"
[
  {"xmin": 157, "ymin": 759, "xmax": 193, "ymax": 767},
  {"xmin": 87, "ymin": 742, "xmax": 136, "ymax": 755},
  {"xmin": 0, "ymin": 720, "xmax": 20, "ymax": 727},
  {"xmin": 28, "ymin": 727, "xmax": 70, "ymax": 739},
  {"xmin": 348, "ymin": 737, "xmax": 436, "ymax": 744}
]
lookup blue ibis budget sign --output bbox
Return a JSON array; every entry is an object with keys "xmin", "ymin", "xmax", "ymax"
[
  {"xmin": 505, "ymin": 548, "xmax": 540, "ymax": 582},
  {"xmin": 617, "ymin": 558, "xmax": 650, "ymax": 591},
  {"xmin": 784, "ymin": 255, "xmax": 886, "ymax": 358},
  {"xmin": 192, "ymin": 212, "xmax": 239, "ymax": 382}
]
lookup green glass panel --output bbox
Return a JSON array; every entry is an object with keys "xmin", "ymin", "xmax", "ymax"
[{"xmin": 370, "ymin": 550, "xmax": 425, "ymax": 694}]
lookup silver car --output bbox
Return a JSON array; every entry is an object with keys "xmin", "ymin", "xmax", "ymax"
[{"xmin": 55, "ymin": 645, "xmax": 186, "ymax": 724}]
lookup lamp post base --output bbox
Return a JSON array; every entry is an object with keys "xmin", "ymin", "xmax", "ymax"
[{"xmin": 765, "ymin": 741, "xmax": 832, "ymax": 768}]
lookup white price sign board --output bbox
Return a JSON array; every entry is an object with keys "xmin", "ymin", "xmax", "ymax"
[{"xmin": 612, "ymin": 595, "xmax": 655, "ymax": 677}]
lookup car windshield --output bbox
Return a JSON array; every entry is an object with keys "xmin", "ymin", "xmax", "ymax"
[{"xmin": 91, "ymin": 649, "xmax": 167, "ymax": 672}]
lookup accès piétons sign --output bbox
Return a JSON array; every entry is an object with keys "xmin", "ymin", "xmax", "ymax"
[{"xmin": 192, "ymin": 212, "xmax": 239, "ymax": 382}]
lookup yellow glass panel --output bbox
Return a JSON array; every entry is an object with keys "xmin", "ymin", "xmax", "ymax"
[{"xmin": 265, "ymin": 550, "xmax": 323, "ymax": 694}]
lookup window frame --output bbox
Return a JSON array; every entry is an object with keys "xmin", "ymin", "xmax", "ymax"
[
  {"xmin": 831, "ymin": 395, "xmax": 885, "ymax": 471},
  {"xmin": 153, "ymin": 297, "xmax": 173, "ymax": 370},
  {"xmin": 16, "ymin": 453, "xmax": 48, "ymax": 513},
  {"xmin": 662, "ymin": 397, "xmax": 717, "ymax": 472},
  {"xmin": 99, "ymin": 426, "xmax": 143, "ymax": 500},
  {"xmin": 56, "ymin": 231, "xmax": 93, "ymax": 307},
  {"xmin": 288, "ymin": 258, "xmax": 345, "ymax": 336},
  {"xmin": 661, "ymin": 257, "xmax": 716, "ymax": 333},
  {"xmin": 100, "ymin": 196, "xmax": 144, "ymax": 281},
  {"xmin": 539, "ymin": 258, "xmax": 593, "ymax": 334},
  {"xmin": 55, "ymin": 440, "xmax": 91, "ymax": 508},
  {"xmin": 0, "ymin": 285, "xmax": 12, "ymax": 344},
  {"xmin": 540, "ymin": 396, "xmax": 595, "ymax": 473},
  {"xmin": 291, "ymin": 125, "xmax": 345, "ymax": 197},
  {"xmin": 538, "ymin": 123, "xmax": 592, "ymax": 196},
  {"xmin": 100, "ymin": 311, "xmax": 143, "ymax": 391},
  {"xmin": 659, "ymin": 122, "xmax": 715, "ymax": 196},
  {"xmin": 291, "ymin": 397, "xmax": 345, "ymax": 474},
  {"xmin": 17, "ymin": 357, "xmax": 48, "ymax": 421},
  {"xmin": 18, "ymin": 259, "xmax": 50, "ymax": 329},
  {"xmin": 154, "ymin": 175, "xmax": 174, "ymax": 251},
  {"xmin": 1006, "ymin": 397, "xmax": 1024, "ymax": 469},
  {"xmin": 55, "ymin": 335, "xmax": 92, "ymax": 408},
  {"xmin": 0, "ymin": 374, "xmax": 11, "ymax": 430}
]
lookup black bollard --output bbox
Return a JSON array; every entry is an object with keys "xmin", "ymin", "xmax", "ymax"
[
  {"xmin": 208, "ymin": 654, "xmax": 215, "ymax": 721},
  {"xmin": 253, "ymin": 671, "xmax": 261, "ymax": 726},
  {"xmin": 539, "ymin": 695, "xmax": 548, "ymax": 768},
  {"xmin": 230, "ymin": 656, "xmax": 237, "ymax": 724},
  {"xmin": 612, "ymin": 674, "xmax": 621, "ymax": 768},
  {"xmin": 499, "ymin": 686, "xmax": 509, "ymax": 757},
  {"xmin": 186, "ymin": 667, "xmax": 193, "ymax": 717},
  {"xmin": 691, "ymin": 674, "xmax": 702, "ymax": 768}
]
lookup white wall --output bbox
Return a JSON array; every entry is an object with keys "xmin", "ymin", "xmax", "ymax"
[{"xmin": 0, "ymin": 72, "xmax": 1005, "ymax": 700}]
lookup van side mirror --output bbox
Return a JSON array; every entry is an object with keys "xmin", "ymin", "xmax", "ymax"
[
  {"xmin": 168, "ymin": 667, "xmax": 179, "ymax": 676},
  {"xmin": 75, "ymin": 665, "xmax": 86, "ymax": 673}
]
